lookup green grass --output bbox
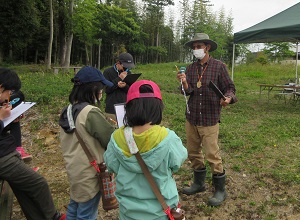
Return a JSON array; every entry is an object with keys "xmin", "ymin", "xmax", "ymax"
[{"xmin": 8, "ymin": 62, "xmax": 300, "ymax": 186}]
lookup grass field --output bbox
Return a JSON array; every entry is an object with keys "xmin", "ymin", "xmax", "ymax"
[{"xmin": 5, "ymin": 62, "xmax": 300, "ymax": 219}]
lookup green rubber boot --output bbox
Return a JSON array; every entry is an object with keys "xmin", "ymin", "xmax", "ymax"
[
  {"xmin": 182, "ymin": 168, "xmax": 206, "ymax": 195},
  {"xmin": 208, "ymin": 171, "xmax": 227, "ymax": 206}
]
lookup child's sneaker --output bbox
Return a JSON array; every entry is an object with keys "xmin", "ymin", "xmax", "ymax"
[
  {"xmin": 52, "ymin": 211, "xmax": 66, "ymax": 220},
  {"xmin": 16, "ymin": 146, "xmax": 33, "ymax": 162},
  {"xmin": 32, "ymin": 167, "xmax": 40, "ymax": 172},
  {"xmin": 59, "ymin": 214, "xmax": 66, "ymax": 220}
]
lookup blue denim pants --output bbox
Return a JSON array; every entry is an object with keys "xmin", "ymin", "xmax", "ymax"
[{"xmin": 66, "ymin": 191, "xmax": 101, "ymax": 220}]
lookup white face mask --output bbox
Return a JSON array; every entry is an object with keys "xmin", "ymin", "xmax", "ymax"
[{"xmin": 193, "ymin": 49, "xmax": 206, "ymax": 60}]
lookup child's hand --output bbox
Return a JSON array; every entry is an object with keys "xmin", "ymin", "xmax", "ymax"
[
  {"xmin": 119, "ymin": 71, "xmax": 128, "ymax": 80},
  {"xmin": 118, "ymin": 81, "xmax": 127, "ymax": 88},
  {"xmin": 0, "ymin": 104, "xmax": 12, "ymax": 121},
  {"xmin": 13, "ymin": 114, "xmax": 24, "ymax": 122}
]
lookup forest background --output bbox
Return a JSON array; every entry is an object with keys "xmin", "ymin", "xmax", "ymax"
[
  {"xmin": 1, "ymin": 0, "xmax": 295, "ymax": 69},
  {"xmin": 0, "ymin": 0, "xmax": 244, "ymax": 69}
]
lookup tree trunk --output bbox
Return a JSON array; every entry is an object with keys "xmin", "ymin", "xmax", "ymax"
[
  {"xmin": 62, "ymin": 0, "xmax": 74, "ymax": 68},
  {"xmin": 9, "ymin": 45, "xmax": 13, "ymax": 60},
  {"xmin": 58, "ymin": 0, "xmax": 66, "ymax": 65},
  {"xmin": 47, "ymin": 0, "xmax": 54, "ymax": 69},
  {"xmin": 98, "ymin": 39, "xmax": 102, "ymax": 69},
  {"xmin": 156, "ymin": 29, "xmax": 159, "ymax": 63},
  {"xmin": 59, "ymin": 37, "xmax": 66, "ymax": 65},
  {"xmin": 98, "ymin": 44, "xmax": 101, "ymax": 68},
  {"xmin": 34, "ymin": 49, "xmax": 38, "ymax": 64},
  {"xmin": 0, "ymin": 49, "xmax": 3, "ymax": 63},
  {"xmin": 23, "ymin": 48, "xmax": 27, "ymax": 64},
  {"xmin": 85, "ymin": 43, "xmax": 90, "ymax": 65},
  {"xmin": 90, "ymin": 45, "xmax": 93, "ymax": 66},
  {"xmin": 53, "ymin": 30, "xmax": 58, "ymax": 64},
  {"xmin": 63, "ymin": 34, "xmax": 73, "ymax": 67}
]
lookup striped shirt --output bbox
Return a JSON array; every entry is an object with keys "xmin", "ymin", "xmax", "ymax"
[{"xmin": 183, "ymin": 56, "xmax": 237, "ymax": 126}]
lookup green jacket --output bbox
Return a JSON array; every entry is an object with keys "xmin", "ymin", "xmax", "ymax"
[{"xmin": 104, "ymin": 126, "xmax": 187, "ymax": 220}]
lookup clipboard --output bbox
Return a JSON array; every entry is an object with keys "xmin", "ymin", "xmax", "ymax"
[
  {"xmin": 114, "ymin": 103, "xmax": 126, "ymax": 128},
  {"xmin": 122, "ymin": 73, "xmax": 142, "ymax": 85},
  {"xmin": 2, "ymin": 102, "xmax": 36, "ymax": 127},
  {"xmin": 208, "ymin": 81, "xmax": 226, "ymax": 101}
]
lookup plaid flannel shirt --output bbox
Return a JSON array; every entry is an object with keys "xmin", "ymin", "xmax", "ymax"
[{"xmin": 183, "ymin": 56, "xmax": 237, "ymax": 126}]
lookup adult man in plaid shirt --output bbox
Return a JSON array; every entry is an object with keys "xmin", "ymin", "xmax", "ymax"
[{"xmin": 176, "ymin": 33, "xmax": 238, "ymax": 206}]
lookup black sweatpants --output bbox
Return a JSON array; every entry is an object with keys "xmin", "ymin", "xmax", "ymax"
[{"xmin": 0, "ymin": 151, "xmax": 56, "ymax": 220}]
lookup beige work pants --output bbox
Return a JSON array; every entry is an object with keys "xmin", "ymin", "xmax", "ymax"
[{"xmin": 185, "ymin": 120, "xmax": 223, "ymax": 174}]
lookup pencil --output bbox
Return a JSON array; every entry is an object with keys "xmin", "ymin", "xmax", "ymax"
[{"xmin": 109, "ymin": 117, "xmax": 117, "ymax": 125}]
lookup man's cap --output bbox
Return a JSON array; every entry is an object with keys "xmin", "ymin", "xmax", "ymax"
[
  {"xmin": 72, "ymin": 66, "xmax": 113, "ymax": 87},
  {"xmin": 118, "ymin": 53, "xmax": 135, "ymax": 69},
  {"xmin": 184, "ymin": 33, "xmax": 218, "ymax": 52},
  {"xmin": 126, "ymin": 80, "xmax": 162, "ymax": 103}
]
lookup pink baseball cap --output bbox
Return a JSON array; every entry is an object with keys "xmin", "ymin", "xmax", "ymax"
[{"xmin": 126, "ymin": 80, "xmax": 162, "ymax": 103}]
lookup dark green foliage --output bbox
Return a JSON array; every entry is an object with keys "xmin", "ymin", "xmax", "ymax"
[
  {"xmin": 0, "ymin": 0, "xmax": 234, "ymax": 66},
  {"xmin": 143, "ymin": 0, "xmax": 174, "ymax": 8},
  {"xmin": 95, "ymin": 4, "xmax": 144, "ymax": 59},
  {"xmin": 0, "ymin": 0, "xmax": 40, "ymax": 59}
]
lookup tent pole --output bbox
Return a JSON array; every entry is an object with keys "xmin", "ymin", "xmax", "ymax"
[
  {"xmin": 231, "ymin": 43, "xmax": 235, "ymax": 81},
  {"xmin": 296, "ymin": 42, "xmax": 299, "ymax": 84}
]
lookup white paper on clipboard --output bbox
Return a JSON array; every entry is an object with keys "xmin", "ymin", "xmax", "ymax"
[
  {"xmin": 2, "ymin": 102, "xmax": 36, "ymax": 127},
  {"xmin": 114, "ymin": 103, "xmax": 126, "ymax": 128}
]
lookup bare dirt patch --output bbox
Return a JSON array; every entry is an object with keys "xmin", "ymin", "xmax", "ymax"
[{"xmin": 11, "ymin": 110, "xmax": 300, "ymax": 220}]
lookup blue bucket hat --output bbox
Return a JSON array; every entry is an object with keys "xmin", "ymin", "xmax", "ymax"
[{"xmin": 72, "ymin": 66, "xmax": 113, "ymax": 87}]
